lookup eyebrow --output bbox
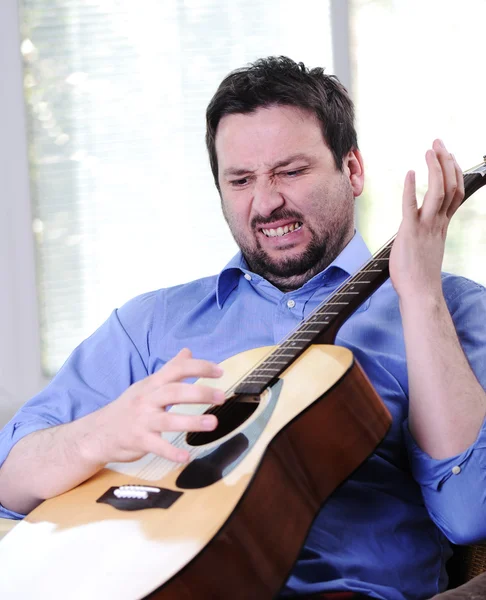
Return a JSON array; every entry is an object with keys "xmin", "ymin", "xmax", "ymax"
[{"xmin": 222, "ymin": 153, "xmax": 312, "ymax": 178}]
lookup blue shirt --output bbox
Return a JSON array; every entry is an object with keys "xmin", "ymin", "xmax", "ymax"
[{"xmin": 1, "ymin": 232, "xmax": 486, "ymax": 600}]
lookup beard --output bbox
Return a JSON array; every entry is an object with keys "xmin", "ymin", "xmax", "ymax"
[
  {"xmin": 221, "ymin": 173, "xmax": 355, "ymax": 289},
  {"xmin": 226, "ymin": 208, "xmax": 350, "ymax": 284},
  {"xmin": 242, "ymin": 225, "xmax": 329, "ymax": 279}
]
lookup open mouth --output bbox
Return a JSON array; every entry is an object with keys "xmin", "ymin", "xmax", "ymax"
[{"xmin": 261, "ymin": 221, "xmax": 303, "ymax": 238}]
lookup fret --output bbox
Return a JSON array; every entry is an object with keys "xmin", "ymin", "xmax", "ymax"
[
  {"xmin": 255, "ymin": 361, "xmax": 275, "ymax": 367},
  {"xmin": 235, "ymin": 161, "xmax": 485, "ymax": 396},
  {"xmin": 280, "ymin": 346, "xmax": 305, "ymax": 352},
  {"xmin": 271, "ymin": 346, "xmax": 301, "ymax": 352},
  {"xmin": 260, "ymin": 359, "xmax": 288, "ymax": 365},
  {"xmin": 253, "ymin": 372, "xmax": 283, "ymax": 379},
  {"xmin": 237, "ymin": 246, "xmax": 386, "ymax": 393},
  {"xmin": 322, "ymin": 302, "xmax": 348, "ymax": 306},
  {"xmin": 303, "ymin": 318, "xmax": 331, "ymax": 324}
]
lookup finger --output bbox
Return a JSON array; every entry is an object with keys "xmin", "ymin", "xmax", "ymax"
[
  {"xmin": 146, "ymin": 381, "xmax": 226, "ymax": 409},
  {"xmin": 143, "ymin": 433, "xmax": 191, "ymax": 463},
  {"xmin": 446, "ymin": 154, "xmax": 465, "ymax": 219},
  {"xmin": 147, "ymin": 350, "xmax": 224, "ymax": 390},
  {"xmin": 421, "ymin": 149, "xmax": 445, "ymax": 221},
  {"xmin": 150, "ymin": 411, "xmax": 218, "ymax": 434},
  {"xmin": 402, "ymin": 169, "xmax": 418, "ymax": 219},
  {"xmin": 432, "ymin": 139, "xmax": 458, "ymax": 216}
]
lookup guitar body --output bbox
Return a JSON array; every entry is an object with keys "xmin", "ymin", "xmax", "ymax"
[
  {"xmin": 1, "ymin": 158, "xmax": 484, "ymax": 600},
  {"xmin": 0, "ymin": 344, "xmax": 391, "ymax": 600}
]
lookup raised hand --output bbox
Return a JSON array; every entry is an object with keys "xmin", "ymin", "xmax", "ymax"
[{"xmin": 389, "ymin": 139, "xmax": 464, "ymax": 302}]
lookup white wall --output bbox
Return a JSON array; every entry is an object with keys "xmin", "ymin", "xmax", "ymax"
[{"xmin": 0, "ymin": 0, "xmax": 49, "ymax": 426}]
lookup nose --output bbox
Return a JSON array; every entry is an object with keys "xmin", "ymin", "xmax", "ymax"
[{"xmin": 252, "ymin": 177, "xmax": 285, "ymax": 217}]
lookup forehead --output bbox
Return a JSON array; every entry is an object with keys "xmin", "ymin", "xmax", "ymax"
[{"xmin": 215, "ymin": 105, "xmax": 328, "ymax": 171}]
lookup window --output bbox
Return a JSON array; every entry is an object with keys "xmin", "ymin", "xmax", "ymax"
[
  {"xmin": 20, "ymin": 0, "xmax": 334, "ymax": 375},
  {"xmin": 351, "ymin": 0, "xmax": 486, "ymax": 283}
]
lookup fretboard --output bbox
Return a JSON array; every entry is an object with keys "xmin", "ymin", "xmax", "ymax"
[{"xmin": 234, "ymin": 158, "xmax": 486, "ymax": 396}]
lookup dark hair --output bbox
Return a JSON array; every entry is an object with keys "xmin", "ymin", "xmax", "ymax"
[{"xmin": 205, "ymin": 55, "xmax": 358, "ymax": 190}]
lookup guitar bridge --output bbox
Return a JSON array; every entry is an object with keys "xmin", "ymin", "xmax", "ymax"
[{"xmin": 97, "ymin": 485, "xmax": 183, "ymax": 511}]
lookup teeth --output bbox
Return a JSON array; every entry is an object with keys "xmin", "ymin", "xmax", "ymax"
[{"xmin": 262, "ymin": 222, "xmax": 301, "ymax": 238}]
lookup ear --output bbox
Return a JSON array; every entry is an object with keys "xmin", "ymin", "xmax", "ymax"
[{"xmin": 343, "ymin": 148, "xmax": 365, "ymax": 198}]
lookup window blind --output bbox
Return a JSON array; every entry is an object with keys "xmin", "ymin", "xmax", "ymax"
[{"xmin": 20, "ymin": 0, "xmax": 333, "ymax": 375}]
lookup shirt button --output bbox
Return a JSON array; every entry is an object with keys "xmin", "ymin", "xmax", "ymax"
[
  {"xmin": 244, "ymin": 274, "xmax": 252, "ymax": 281},
  {"xmin": 287, "ymin": 299, "xmax": 296, "ymax": 309},
  {"xmin": 452, "ymin": 466, "xmax": 461, "ymax": 475}
]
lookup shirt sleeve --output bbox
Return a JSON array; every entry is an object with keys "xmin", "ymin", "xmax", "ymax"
[
  {"xmin": 402, "ymin": 278, "xmax": 486, "ymax": 545},
  {"xmin": 0, "ymin": 291, "xmax": 157, "ymax": 520}
]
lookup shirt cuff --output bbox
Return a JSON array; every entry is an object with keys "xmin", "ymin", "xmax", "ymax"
[
  {"xmin": 0, "ymin": 420, "xmax": 53, "ymax": 469},
  {"xmin": 0, "ymin": 503, "xmax": 25, "ymax": 520},
  {"xmin": 402, "ymin": 417, "xmax": 486, "ymax": 491}
]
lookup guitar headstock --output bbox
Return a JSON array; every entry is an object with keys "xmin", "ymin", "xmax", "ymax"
[
  {"xmin": 462, "ymin": 155, "xmax": 486, "ymax": 201},
  {"xmin": 464, "ymin": 155, "xmax": 486, "ymax": 176}
]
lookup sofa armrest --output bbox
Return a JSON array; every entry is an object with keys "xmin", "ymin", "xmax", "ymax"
[{"xmin": 431, "ymin": 572, "xmax": 486, "ymax": 598}]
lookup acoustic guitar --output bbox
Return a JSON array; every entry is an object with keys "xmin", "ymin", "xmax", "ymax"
[{"xmin": 0, "ymin": 158, "xmax": 485, "ymax": 600}]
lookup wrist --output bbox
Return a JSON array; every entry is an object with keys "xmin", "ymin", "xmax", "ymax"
[
  {"xmin": 397, "ymin": 284, "xmax": 446, "ymax": 312},
  {"xmin": 73, "ymin": 410, "xmax": 110, "ymax": 469},
  {"xmin": 398, "ymin": 290, "xmax": 450, "ymax": 328}
]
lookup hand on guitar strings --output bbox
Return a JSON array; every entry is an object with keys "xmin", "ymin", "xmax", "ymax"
[{"xmin": 90, "ymin": 348, "xmax": 225, "ymax": 465}]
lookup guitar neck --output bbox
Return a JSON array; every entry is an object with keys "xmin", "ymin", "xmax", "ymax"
[{"xmin": 235, "ymin": 157, "xmax": 486, "ymax": 396}]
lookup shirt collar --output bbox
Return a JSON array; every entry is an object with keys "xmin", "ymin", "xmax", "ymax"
[
  {"xmin": 216, "ymin": 231, "xmax": 372, "ymax": 308},
  {"xmin": 327, "ymin": 230, "xmax": 372, "ymax": 279}
]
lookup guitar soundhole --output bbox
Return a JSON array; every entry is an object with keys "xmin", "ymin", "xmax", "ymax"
[{"xmin": 186, "ymin": 395, "xmax": 260, "ymax": 447}]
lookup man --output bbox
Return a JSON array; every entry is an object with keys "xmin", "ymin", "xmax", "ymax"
[{"xmin": 0, "ymin": 56, "xmax": 485, "ymax": 599}]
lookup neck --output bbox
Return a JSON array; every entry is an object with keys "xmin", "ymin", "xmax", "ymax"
[{"xmin": 262, "ymin": 259, "xmax": 333, "ymax": 292}]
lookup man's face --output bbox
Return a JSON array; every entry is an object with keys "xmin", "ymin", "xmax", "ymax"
[{"xmin": 216, "ymin": 105, "xmax": 364, "ymax": 291}]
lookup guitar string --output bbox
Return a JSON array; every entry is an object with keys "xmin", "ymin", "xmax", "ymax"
[
  {"xmin": 195, "ymin": 170, "xmax": 482, "ymax": 436},
  {"xmin": 136, "ymin": 245, "xmax": 392, "ymax": 480},
  {"xmin": 206, "ymin": 241, "xmax": 393, "ymax": 414},
  {"xmin": 142, "ymin": 239, "xmax": 394, "ymax": 473},
  {"xmin": 139, "ymin": 168, "xmax": 484, "ymax": 477},
  {"xmin": 207, "ymin": 168, "xmax": 480, "ymax": 417}
]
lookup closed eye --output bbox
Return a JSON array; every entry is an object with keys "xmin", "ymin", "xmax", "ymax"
[{"xmin": 279, "ymin": 168, "xmax": 306, "ymax": 177}]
